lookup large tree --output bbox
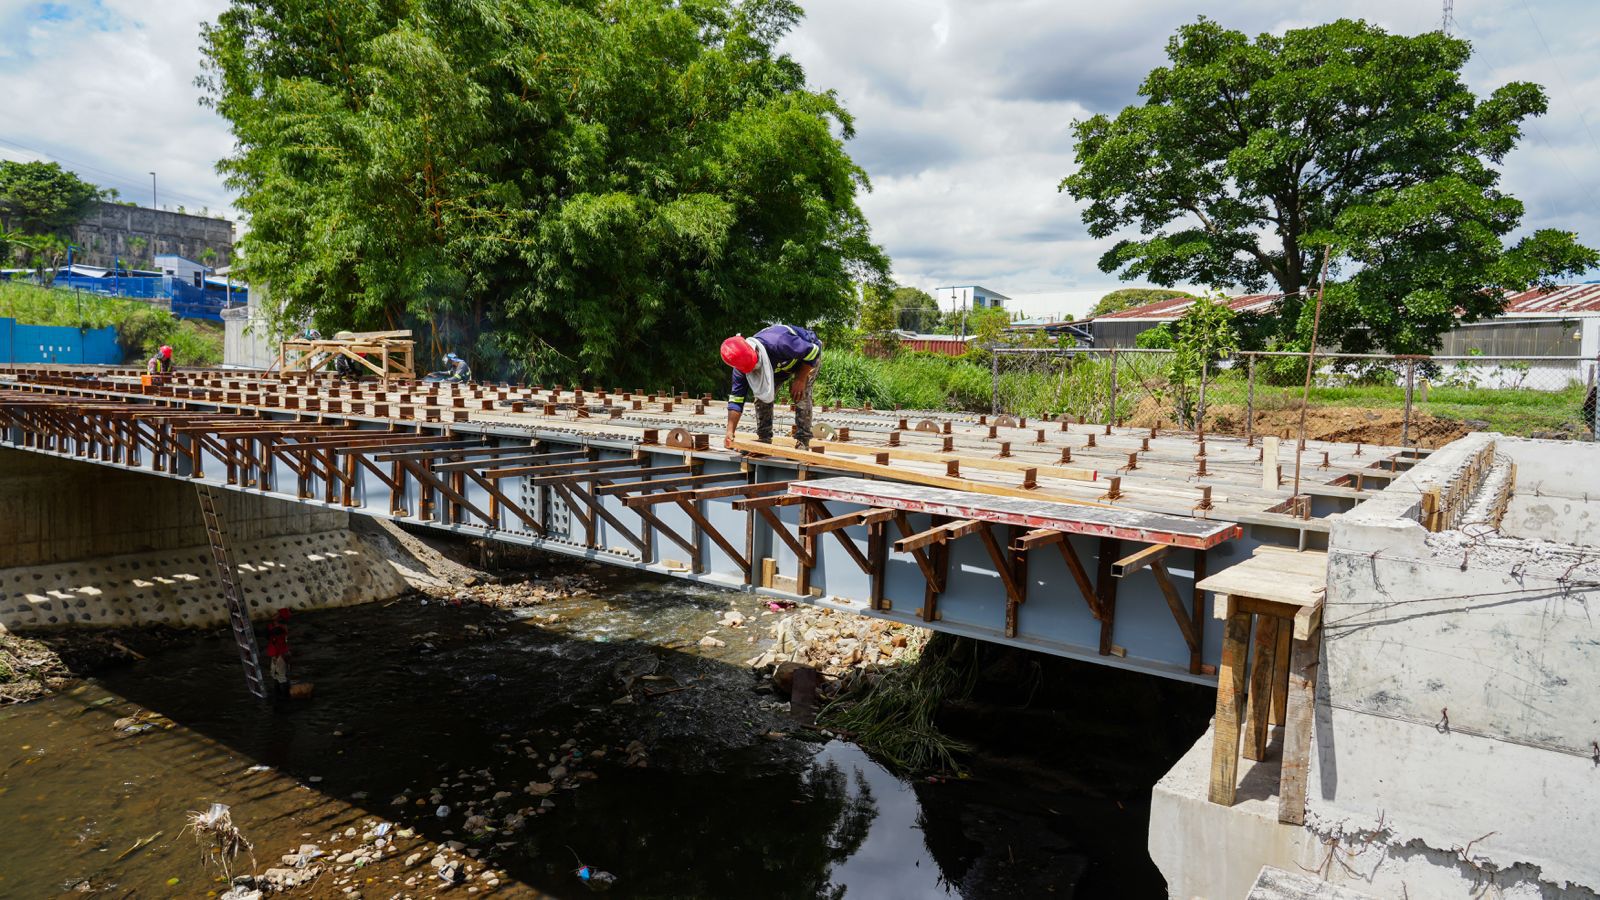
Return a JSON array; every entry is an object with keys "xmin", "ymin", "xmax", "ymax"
[
  {"xmin": 0, "ymin": 160, "xmax": 102, "ymax": 237},
  {"xmin": 1062, "ymin": 18, "xmax": 1596, "ymax": 354},
  {"xmin": 200, "ymin": 0, "xmax": 887, "ymax": 385}
]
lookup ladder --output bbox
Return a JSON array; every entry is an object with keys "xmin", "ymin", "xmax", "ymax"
[{"xmin": 195, "ymin": 484, "xmax": 268, "ymax": 700}]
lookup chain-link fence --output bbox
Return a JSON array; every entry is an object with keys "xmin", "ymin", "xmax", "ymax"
[{"xmin": 991, "ymin": 348, "xmax": 1599, "ymax": 444}]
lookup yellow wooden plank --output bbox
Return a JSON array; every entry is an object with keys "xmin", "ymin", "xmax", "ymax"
[{"xmin": 730, "ymin": 438, "xmax": 1116, "ymax": 510}]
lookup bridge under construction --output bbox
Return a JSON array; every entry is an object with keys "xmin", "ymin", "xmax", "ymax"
[{"xmin": 3, "ymin": 363, "xmax": 1594, "ymax": 898}]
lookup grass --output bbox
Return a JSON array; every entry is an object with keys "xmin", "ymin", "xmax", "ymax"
[
  {"xmin": 825, "ymin": 348, "xmax": 1592, "ymax": 438},
  {"xmin": 819, "ymin": 632, "xmax": 977, "ymax": 773},
  {"xmin": 0, "ymin": 280, "xmax": 223, "ymax": 366}
]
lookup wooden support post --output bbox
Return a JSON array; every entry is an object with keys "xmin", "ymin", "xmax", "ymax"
[
  {"xmin": 1095, "ymin": 536, "xmax": 1121, "ymax": 655},
  {"xmin": 1208, "ymin": 610, "xmax": 1253, "ymax": 805},
  {"xmin": 1277, "ymin": 625, "xmax": 1321, "ymax": 825},
  {"xmin": 1270, "ymin": 623, "xmax": 1291, "ymax": 726},
  {"xmin": 1242, "ymin": 615, "xmax": 1281, "ymax": 762},
  {"xmin": 868, "ymin": 518, "xmax": 888, "ymax": 610}
]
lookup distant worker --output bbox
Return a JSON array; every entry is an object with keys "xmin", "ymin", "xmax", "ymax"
[
  {"xmin": 442, "ymin": 352, "xmax": 471, "ymax": 383},
  {"xmin": 146, "ymin": 345, "xmax": 173, "ymax": 378},
  {"xmin": 722, "ymin": 324, "xmax": 822, "ymax": 451},
  {"xmin": 265, "ymin": 607, "xmax": 292, "ymax": 699}
]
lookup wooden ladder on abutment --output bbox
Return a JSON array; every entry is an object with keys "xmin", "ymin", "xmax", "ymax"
[{"xmin": 195, "ymin": 484, "xmax": 268, "ymax": 701}]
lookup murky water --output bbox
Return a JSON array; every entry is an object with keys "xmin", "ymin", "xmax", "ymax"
[{"xmin": 0, "ymin": 565, "xmax": 1192, "ymax": 898}]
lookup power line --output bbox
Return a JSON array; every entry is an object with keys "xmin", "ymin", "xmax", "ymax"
[
  {"xmin": 1450, "ymin": 20, "xmax": 1600, "ymax": 211},
  {"xmin": 0, "ymin": 135, "xmax": 231, "ymax": 213},
  {"xmin": 1515, "ymin": 0, "xmax": 1600, "ymax": 164}
]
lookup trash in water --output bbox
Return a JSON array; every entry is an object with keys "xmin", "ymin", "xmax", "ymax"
[
  {"xmin": 575, "ymin": 865, "xmax": 617, "ymax": 891},
  {"xmin": 766, "ymin": 600, "xmax": 796, "ymax": 611},
  {"xmin": 435, "ymin": 805, "xmax": 451, "ymax": 818},
  {"xmin": 374, "ymin": 822, "xmax": 392, "ymax": 837},
  {"xmin": 244, "ymin": 765, "xmax": 272, "ymax": 774},
  {"xmin": 182, "ymin": 803, "xmax": 254, "ymax": 878}
]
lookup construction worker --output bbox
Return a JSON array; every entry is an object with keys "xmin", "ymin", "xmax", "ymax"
[
  {"xmin": 442, "ymin": 352, "xmax": 471, "ymax": 383},
  {"xmin": 722, "ymin": 324, "xmax": 822, "ymax": 451},
  {"xmin": 265, "ymin": 607, "xmax": 291, "ymax": 699},
  {"xmin": 146, "ymin": 345, "xmax": 173, "ymax": 379}
]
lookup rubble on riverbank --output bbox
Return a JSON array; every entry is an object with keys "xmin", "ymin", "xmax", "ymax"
[{"xmin": 746, "ymin": 603, "xmax": 929, "ymax": 677}]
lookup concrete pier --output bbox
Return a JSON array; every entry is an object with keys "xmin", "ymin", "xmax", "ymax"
[{"xmin": 1151, "ymin": 433, "xmax": 1600, "ymax": 898}]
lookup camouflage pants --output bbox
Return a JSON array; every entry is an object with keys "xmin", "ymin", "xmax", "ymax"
[{"xmin": 755, "ymin": 366, "xmax": 816, "ymax": 449}]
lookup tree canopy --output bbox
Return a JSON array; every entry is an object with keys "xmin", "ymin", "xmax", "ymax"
[
  {"xmin": 889, "ymin": 286, "xmax": 939, "ymax": 332},
  {"xmin": 200, "ymin": 0, "xmax": 887, "ymax": 385},
  {"xmin": 1062, "ymin": 18, "xmax": 1597, "ymax": 354},
  {"xmin": 0, "ymin": 160, "xmax": 102, "ymax": 237},
  {"xmin": 1089, "ymin": 287, "xmax": 1188, "ymax": 319}
]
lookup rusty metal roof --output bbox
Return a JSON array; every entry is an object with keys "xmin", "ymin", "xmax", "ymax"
[
  {"xmin": 1090, "ymin": 293, "xmax": 1282, "ymax": 321},
  {"xmin": 1089, "ymin": 283, "xmax": 1600, "ymax": 322}
]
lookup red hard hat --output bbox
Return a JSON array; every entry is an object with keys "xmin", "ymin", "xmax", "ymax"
[
  {"xmin": 159, "ymin": 345, "xmax": 173, "ymax": 358},
  {"xmin": 721, "ymin": 335, "xmax": 757, "ymax": 373}
]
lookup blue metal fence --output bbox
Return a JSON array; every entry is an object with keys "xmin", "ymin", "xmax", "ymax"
[
  {"xmin": 0, "ymin": 317, "xmax": 121, "ymax": 365},
  {"xmin": 43, "ymin": 275, "xmax": 246, "ymax": 322}
]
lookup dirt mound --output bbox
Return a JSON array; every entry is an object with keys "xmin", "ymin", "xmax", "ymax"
[{"xmin": 1123, "ymin": 398, "xmax": 1471, "ymax": 447}]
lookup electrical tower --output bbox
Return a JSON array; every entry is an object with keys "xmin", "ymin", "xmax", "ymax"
[{"xmin": 1442, "ymin": 0, "xmax": 1454, "ymax": 35}]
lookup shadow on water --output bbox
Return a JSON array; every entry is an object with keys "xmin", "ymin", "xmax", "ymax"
[{"xmin": 0, "ymin": 563, "xmax": 1210, "ymax": 899}]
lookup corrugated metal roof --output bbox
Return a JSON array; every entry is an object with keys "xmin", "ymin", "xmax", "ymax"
[
  {"xmin": 1500, "ymin": 284, "xmax": 1600, "ymax": 315},
  {"xmin": 1091, "ymin": 293, "xmax": 1282, "ymax": 321},
  {"xmin": 1089, "ymin": 283, "xmax": 1600, "ymax": 323}
]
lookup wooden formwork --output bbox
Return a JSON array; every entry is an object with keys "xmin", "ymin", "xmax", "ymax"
[{"xmin": 278, "ymin": 330, "xmax": 415, "ymax": 381}]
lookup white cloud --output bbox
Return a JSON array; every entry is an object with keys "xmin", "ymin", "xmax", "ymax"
[{"xmin": 0, "ymin": 0, "xmax": 1596, "ymax": 299}]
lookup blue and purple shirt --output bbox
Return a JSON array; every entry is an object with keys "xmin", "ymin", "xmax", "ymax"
[{"xmin": 728, "ymin": 324, "xmax": 822, "ymax": 410}]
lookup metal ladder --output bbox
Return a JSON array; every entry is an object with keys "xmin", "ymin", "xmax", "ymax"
[{"xmin": 196, "ymin": 484, "xmax": 268, "ymax": 700}]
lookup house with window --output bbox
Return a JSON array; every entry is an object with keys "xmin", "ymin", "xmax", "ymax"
[{"xmin": 932, "ymin": 285, "xmax": 1010, "ymax": 312}]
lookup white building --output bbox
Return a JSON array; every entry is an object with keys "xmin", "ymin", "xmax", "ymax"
[
  {"xmin": 154, "ymin": 254, "xmax": 210, "ymax": 289},
  {"xmin": 931, "ymin": 284, "xmax": 1010, "ymax": 313}
]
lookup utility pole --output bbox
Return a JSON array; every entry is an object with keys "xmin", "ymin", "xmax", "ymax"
[{"xmin": 149, "ymin": 172, "xmax": 157, "ymax": 210}]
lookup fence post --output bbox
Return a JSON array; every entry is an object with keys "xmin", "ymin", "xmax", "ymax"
[
  {"xmin": 1591, "ymin": 350, "xmax": 1599, "ymax": 442},
  {"xmin": 1107, "ymin": 348, "xmax": 1120, "ymax": 425},
  {"xmin": 1197, "ymin": 359, "xmax": 1209, "ymax": 434},
  {"xmin": 1402, "ymin": 358, "xmax": 1416, "ymax": 448},
  {"xmin": 1245, "ymin": 353, "xmax": 1256, "ymax": 444},
  {"xmin": 991, "ymin": 348, "xmax": 1000, "ymax": 415}
]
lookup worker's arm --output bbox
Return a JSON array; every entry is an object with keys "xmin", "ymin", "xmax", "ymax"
[
  {"xmin": 725, "ymin": 369, "xmax": 750, "ymax": 449},
  {"xmin": 789, "ymin": 362, "xmax": 816, "ymax": 398}
]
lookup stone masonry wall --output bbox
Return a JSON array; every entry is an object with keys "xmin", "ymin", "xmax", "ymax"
[{"xmin": 69, "ymin": 201, "xmax": 234, "ymax": 269}]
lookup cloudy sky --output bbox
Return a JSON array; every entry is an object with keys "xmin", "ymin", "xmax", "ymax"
[{"xmin": 2, "ymin": 0, "xmax": 1597, "ymax": 318}]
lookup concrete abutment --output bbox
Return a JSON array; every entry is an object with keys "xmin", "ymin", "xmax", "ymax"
[{"xmin": 0, "ymin": 448, "xmax": 405, "ymax": 631}]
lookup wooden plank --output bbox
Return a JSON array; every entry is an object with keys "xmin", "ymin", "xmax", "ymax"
[
  {"xmin": 1200, "ymin": 548, "xmax": 1326, "ymax": 611},
  {"xmin": 1242, "ymin": 615, "xmax": 1281, "ymax": 762},
  {"xmin": 807, "ymin": 438, "xmax": 1100, "ymax": 483},
  {"xmin": 1208, "ymin": 611, "xmax": 1253, "ymax": 806},
  {"xmin": 1277, "ymin": 625, "xmax": 1320, "ymax": 825},
  {"xmin": 788, "ymin": 476, "xmax": 1240, "ymax": 550},
  {"xmin": 1270, "ymin": 622, "xmax": 1292, "ymax": 727},
  {"xmin": 734, "ymin": 438, "xmax": 1117, "ymax": 510},
  {"xmin": 1151, "ymin": 560, "xmax": 1201, "ymax": 652},
  {"xmin": 1112, "ymin": 543, "xmax": 1171, "ymax": 577}
]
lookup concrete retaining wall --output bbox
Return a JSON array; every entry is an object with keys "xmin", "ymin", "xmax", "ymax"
[
  {"xmin": 0, "ymin": 448, "xmax": 406, "ymax": 631},
  {"xmin": 0, "ymin": 529, "xmax": 405, "ymax": 630},
  {"xmin": 0, "ymin": 448, "xmax": 347, "ymax": 568}
]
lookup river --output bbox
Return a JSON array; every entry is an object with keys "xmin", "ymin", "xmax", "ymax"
[{"xmin": 0, "ymin": 561, "xmax": 1208, "ymax": 898}]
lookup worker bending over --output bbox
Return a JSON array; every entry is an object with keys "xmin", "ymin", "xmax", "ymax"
[
  {"xmin": 442, "ymin": 352, "xmax": 471, "ymax": 383},
  {"xmin": 147, "ymin": 345, "xmax": 173, "ymax": 378},
  {"xmin": 722, "ymin": 324, "xmax": 822, "ymax": 451}
]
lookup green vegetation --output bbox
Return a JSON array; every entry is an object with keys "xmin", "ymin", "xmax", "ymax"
[
  {"xmin": 200, "ymin": 0, "xmax": 886, "ymax": 387},
  {"xmin": 819, "ymin": 342, "xmax": 1588, "ymax": 437},
  {"xmin": 821, "ymin": 633, "xmax": 976, "ymax": 772},
  {"xmin": 0, "ymin": 280, "xmax": 223, "ymax": 366},
  {"xmin": 1064, "ymin": 17, "xmax": 1597, "ymax": 354}
]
